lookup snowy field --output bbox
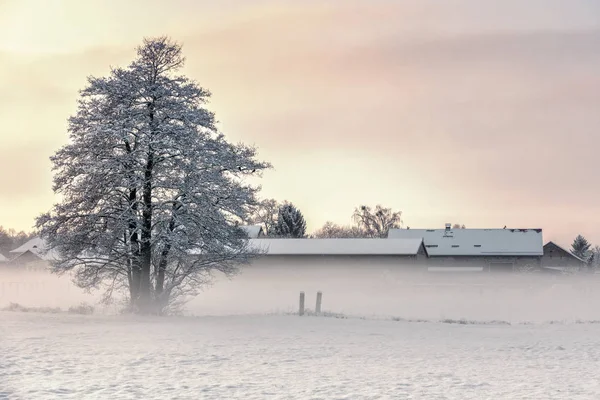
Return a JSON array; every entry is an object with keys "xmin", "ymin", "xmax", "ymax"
[
  {"xmin": 4, "ymin": 268, "xmax": 600, "ymax": 399},
  {"xmin": 3, "ymin": 312, "xmax": 600, "ymax": 399}
]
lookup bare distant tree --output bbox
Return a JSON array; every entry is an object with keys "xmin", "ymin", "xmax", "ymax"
[
  {"xmin": 36, "ymin": 37, "xmax": 271, "ymax": 314},
  {"xmin": 352, "ymin": 205, "xmax": 403, "ymax": 238},
  {"xmin": 245, "ymin": 198, "xmax": 280, "ymax": 235},
  {"xmin": 312, "ymin": 222, "xmax": 367, "ymax": 238}
]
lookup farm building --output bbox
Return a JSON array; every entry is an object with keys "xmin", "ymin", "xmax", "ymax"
[
  {"xmin": 541, "ymin": 241, "xmax": 586, "ymax": 273},
  {"xmin": 248, "ymin": 237, "xmax": 428, "ymax": 266},
  {"xmin": 387, "ymin": 225, "xmax": 544, "ymax": 272},
  {"xmin": 8, "ymin": 237, "xmax": 56, "ymax": 270}
]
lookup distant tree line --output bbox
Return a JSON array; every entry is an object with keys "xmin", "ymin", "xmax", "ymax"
[{"xmin": 246, "ymin": 200, "xmax": 403, "ymax": 239}]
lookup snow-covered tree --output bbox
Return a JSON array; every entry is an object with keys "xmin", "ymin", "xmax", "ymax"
[
  {"xmin": 245, "ymin": 198, "xmax": 281, "ymax": 235},
  {"xmin": 312, "ymin": 221, "xmax": 367, "ymax": 238},
  {"xmin": 274, "ymin": 203, "xmax": 306, "ymax": 238},
  {"xmin": 36, "ymin": 37, "xmax": 271, "ymax": 314},
  {"xmin": 352, "ymin": 205, "xmax": 402, "ymax": 238},
  {"xmin": 571, "ymin": 235, "xmax": 592, "ymax": 263}
]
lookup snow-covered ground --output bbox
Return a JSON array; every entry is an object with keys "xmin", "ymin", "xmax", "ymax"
[
  {"xmin": 4, "ymin": 268, "xmax": 600, "ymax": 398},
  {"xmin": 3, "ymin": 312, "xmax": 600, "ymax": 399}
]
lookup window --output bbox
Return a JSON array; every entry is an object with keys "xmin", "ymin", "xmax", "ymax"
[
  {"xmin": 426, "ymin": 245, "xmax": 438, "ymax": 248},
  {"xmin": 451, "ymin": 245, "xmax": 459, "ymax": 248},
  {"xmin": 474, "ymin": 245, "xmax": 481, "ymax": 247}
]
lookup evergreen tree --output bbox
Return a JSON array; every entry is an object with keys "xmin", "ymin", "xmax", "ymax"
[
  {"xmin": 274, "ymin": 203, "xmax": 306, "ymax": 238},
  {"xmin": 571, "ymin": 235, "xmax": 592, "ymax": 262}
]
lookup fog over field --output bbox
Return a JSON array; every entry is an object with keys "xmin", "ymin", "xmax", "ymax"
[
  {"xmin": 4, "ymin": 267, "xmax": 600, "ymax": 399},
  {"xmin": 2, "ymin": 266, "xmax": 599, "ymax": 323}
]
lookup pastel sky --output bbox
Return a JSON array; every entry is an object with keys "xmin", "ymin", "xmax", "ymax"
[{"xmin": 1, "ymin": 0, "xmax": 599, "ymax": 246}]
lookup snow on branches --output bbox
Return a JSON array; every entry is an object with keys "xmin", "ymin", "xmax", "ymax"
[{"xmin": 37, "ymin": 37, "xmax": 272, "ymax": 313}]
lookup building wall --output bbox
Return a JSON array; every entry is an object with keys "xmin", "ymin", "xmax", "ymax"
[
  {"xmin": 542, "ymin": 242, "xmax": 585, "ymax": 269},
  {"xmin": 251, "ymin": 254, "xmax": 424, "ymax": 271},
  {"xmin": 6, "ymin": 251, "xmax": 49, "ymax": 271},
  {"xmin": 249, "ymin": 253, "xmax": 540, "ymax": 274},
  {"xmin": 423, "ymin": 255, "xmax": 541, "ymax": 272}
]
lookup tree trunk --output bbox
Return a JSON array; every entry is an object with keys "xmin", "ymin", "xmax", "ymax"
[
  {"xmin": 155, "ymin": 245, "xmax": 169, "ymax": 298},
  {"xmin": 139, "ymin": 151, "xmax": 154, "ymax": 313},
  {"xmin": 124, "ymin": 139, "xmax": 142, "ymax": 310},
  {"xmin": 137, "ymin": 96, "xmax": 158, "ymax": 314},
  {"xmin": 127, "ymin": 187, "xmax": 142, "ymax": 309},
  {"xmin": 155, "ymin": 209, "xmax": 177, "ymax": 298}
]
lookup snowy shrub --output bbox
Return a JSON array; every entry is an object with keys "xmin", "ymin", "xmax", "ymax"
[
  {"xmin": 68, "ymin": 303, "xmax": 95, "ymax": 315},
  {"xmin": 3, "ymin": 303, "xmax": 61, "ymax": 314}
]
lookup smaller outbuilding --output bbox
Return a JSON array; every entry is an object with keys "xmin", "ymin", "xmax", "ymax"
[
  {"xmin": 8, "ymin": 237, "xmax": 55, "ymax": 270},
  {"xmin": 541, "ymin": 241, "xmax": 586, "ymax": 274}
]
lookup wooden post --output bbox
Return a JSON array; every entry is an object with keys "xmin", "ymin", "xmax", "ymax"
[
  {"xmin": 299, "ymin": 291, "xmax": 305, "ymax": 316},
  {"xmin": 315, "ymin": 291, "xmax": 322, "ymax": 314}
]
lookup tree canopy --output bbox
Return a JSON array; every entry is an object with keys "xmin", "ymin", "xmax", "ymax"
[
  {"xmin": 37, "ymin": 37, "xmax": 271, "ymax": 313},
  {"xmin": 352, "ymin": 205, "xmax": 403, "ymax": 238}
]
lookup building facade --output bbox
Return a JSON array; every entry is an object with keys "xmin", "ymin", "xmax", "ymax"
[
  {"xmin": 388, "ymin": 225, "xmax": 544, "ymax": 272},
  {"xmin": 541, "ymin": 241, "xmax": 586, "ymax": 273}
]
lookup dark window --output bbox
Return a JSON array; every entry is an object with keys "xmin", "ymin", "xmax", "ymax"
[
  {"xmin": 451, "ymin": 245, "xmax": 459, "ymax": 248},
  {"xmin": 425, "ymin": 245, "xmax": 438, "ymax": 248},
  {"xmin": 474, "ymin": 245, "xmax": 481, "ymax": 247}
]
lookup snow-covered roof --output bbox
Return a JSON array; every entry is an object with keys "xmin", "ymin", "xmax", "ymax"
[
  {"xmin": 240, "ymin": 225, "xmax": 263, "ymax": 239},
  {"xmin": 9, "ymin": 237, "xmax": 57, "ymax": 261},
  {"xmin": 10, "ymin": 237, "xmax": 46, "ymax": 253},
  {"xmin": 249, "ymin": 238, "xmax": 424, "ymax": 256},
  {"xmin": 543, "ymin": 241, "xmax": 587, "ymax": 263},
  {"xmin": 387, "ymin": 228, "xmax": 543, "ymax": 256}
]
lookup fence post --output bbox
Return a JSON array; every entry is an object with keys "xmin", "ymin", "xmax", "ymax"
[
  {"xmin": 299, "ymin": 291, "xmax": 305, "ymax": 316},
  {"xmin": 315, "ymin": 291, "xmax": 322, "ymax": 314}
]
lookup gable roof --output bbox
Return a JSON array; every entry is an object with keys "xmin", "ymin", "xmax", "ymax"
[
  {"xmin": 249, "ymin": 238, "xmax": 424, "ymax": 256},
  {"xmin": 10, "ymin": 237, "xmax": 57, "ymax": 261},
  {"xmin": 10, "ymin": 237, "xmax": 46, "ymax": 253},
  {"xmin": 240, "ymin": 225, "xmax": 263, "ymax": 239},
  {"xmin": 387, "ymin": 228, "xmax": 543, "ymax": 256},
  {"xmin": 543, "ymin": 241, "xmax": 587, "ymax": 263}
]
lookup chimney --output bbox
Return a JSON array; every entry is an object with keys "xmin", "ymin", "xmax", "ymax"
[{"xmin": 445, "ymin": 223, "xmax": 451, "ymax": 231}]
